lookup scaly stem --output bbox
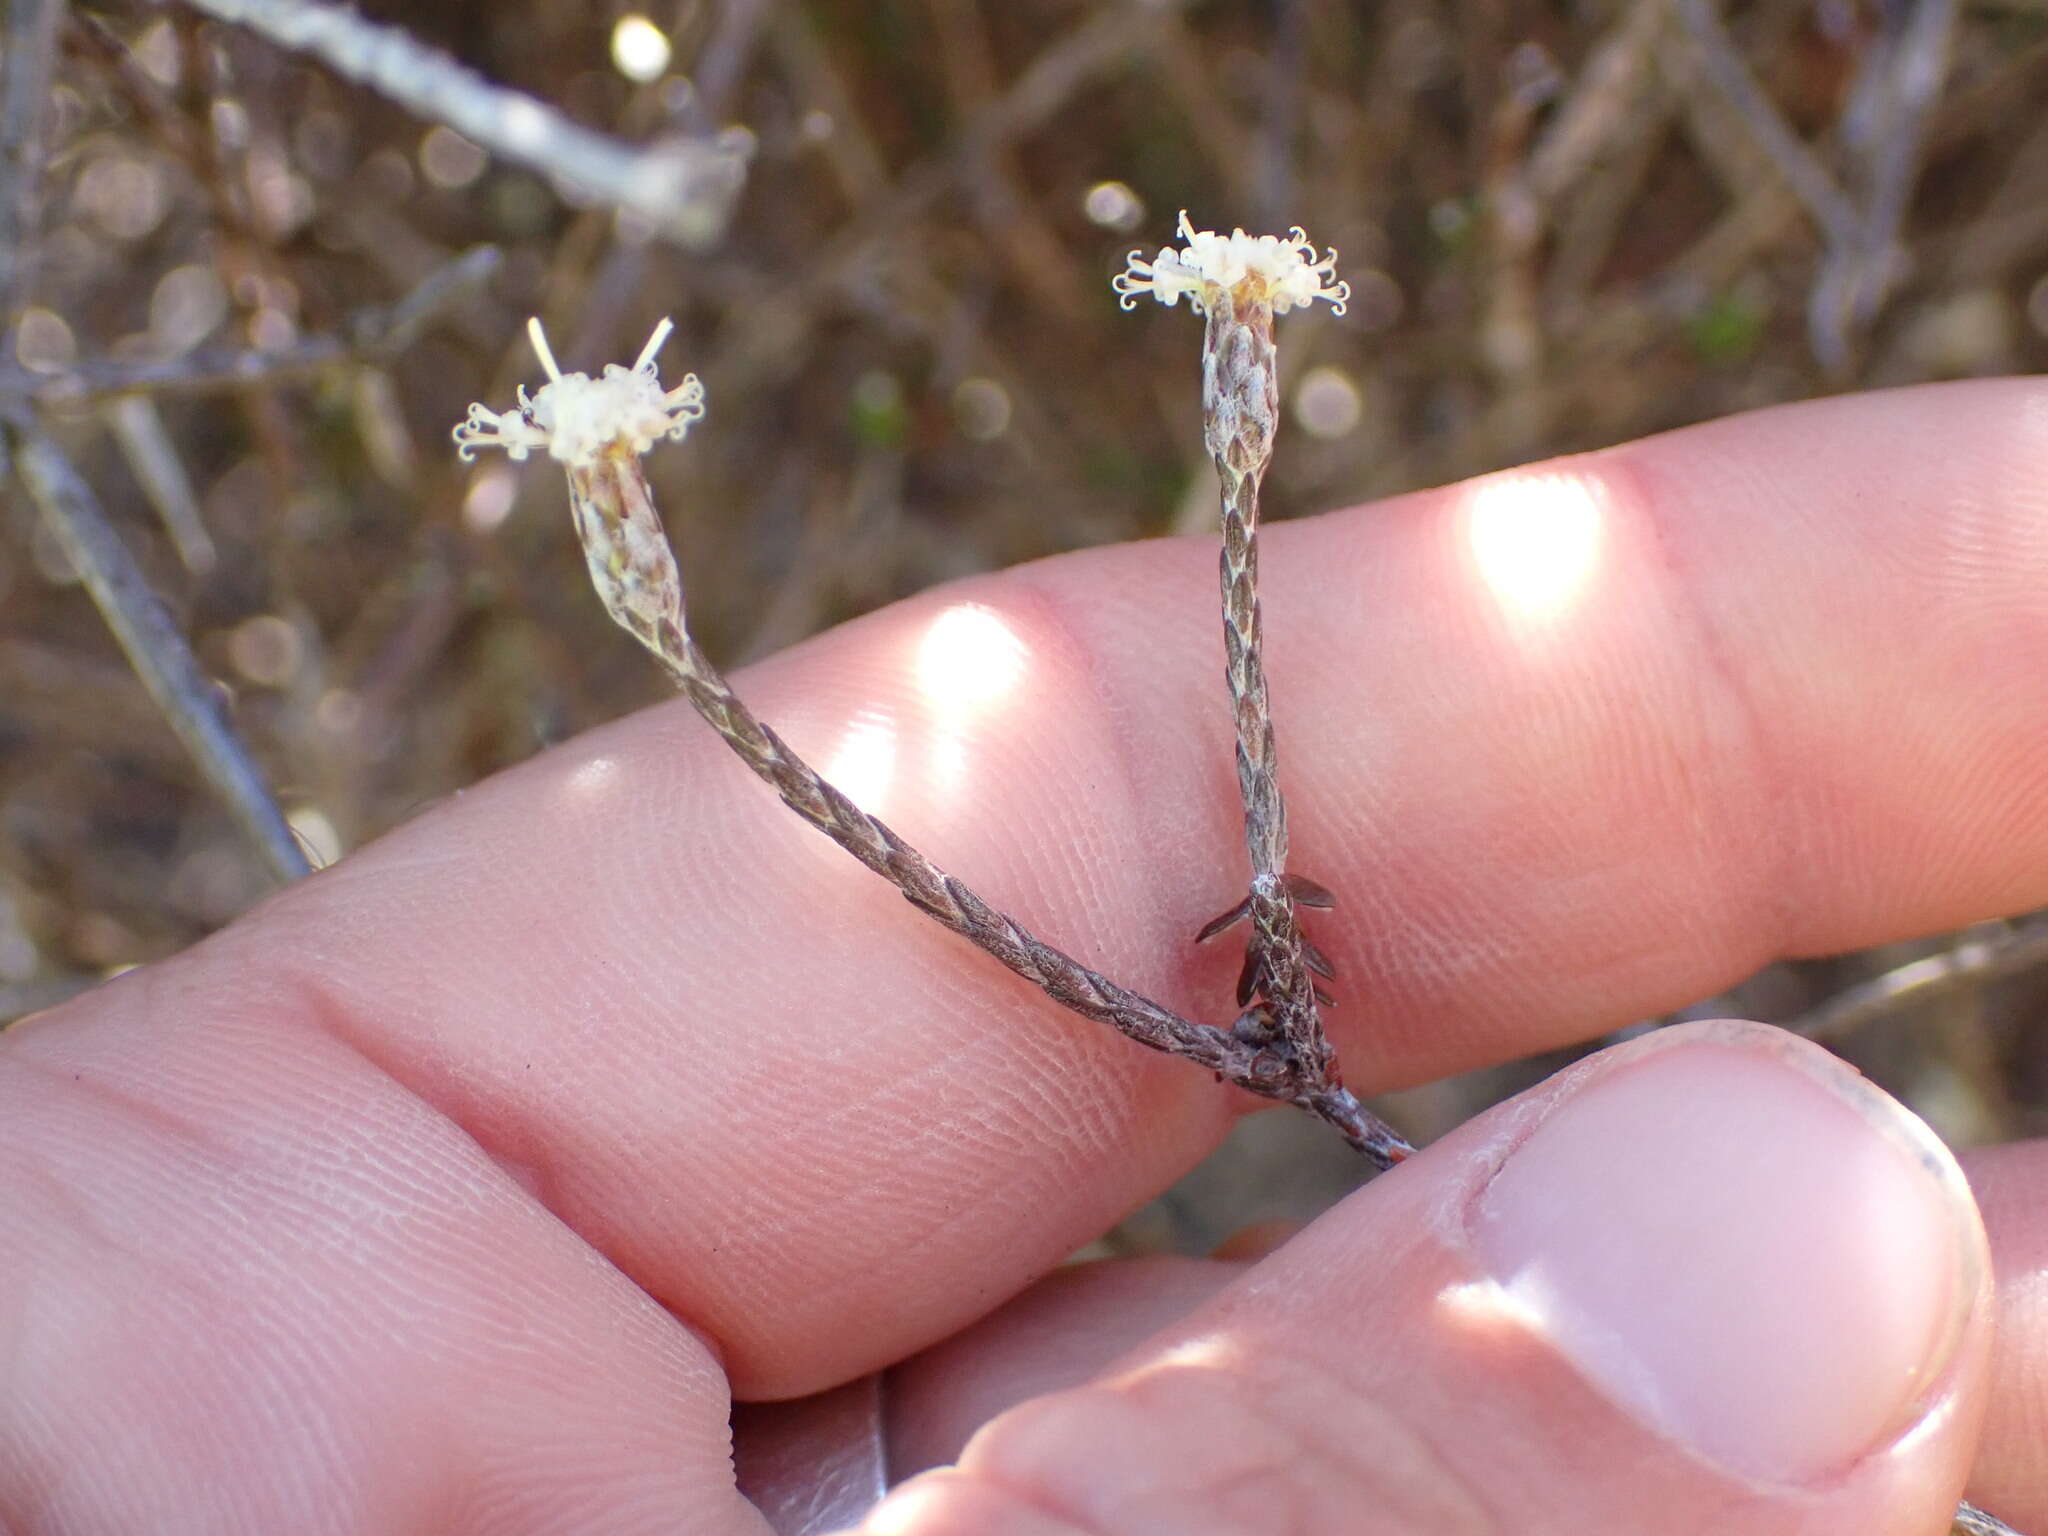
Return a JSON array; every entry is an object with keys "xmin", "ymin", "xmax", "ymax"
[
  {"xmin": 1199, "ymin": 288, "xmax": 1334, "ymax": 1083},
  {"xmin": 563, "ymin": 450, "xmax": 1411, "ymax": 1168}
]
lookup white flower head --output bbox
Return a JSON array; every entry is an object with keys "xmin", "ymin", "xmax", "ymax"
[
  {"xmin": 453, "ymin": 317, "xmax": 705, "ymax": 468},
  {"xmin": 1114, "ymin": 211, "xmax": 1350, "ymax": 317}
]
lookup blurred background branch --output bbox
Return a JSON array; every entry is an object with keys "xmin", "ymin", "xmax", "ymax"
[
  {"xmin": 5, "ymin": 415, "xmax": 310, "ymax": 883},
  {"xmin": 180, "ymin": 0, "xmax": 753, "ymax": 246},
  {"xmin": 0, "ymin": 0, "xmax": 64, "ymax": 331}
]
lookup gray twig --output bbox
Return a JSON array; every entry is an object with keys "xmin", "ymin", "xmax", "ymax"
[
  {"xmin": 1524, "ymin": 0, "xmax": 1667, "ymax": 204},
  {"xmin": 1668, "ymin": 0, "xmax": 1859, "ymax": 248},
  {"xmin": 6, "ymin": 419, "xmax": 311, "ymax": 886},
  {"xmin": 1791, "ymin": 917, "xmax": 2048, "ymax": 1044},
  {"xmin": 1, "ymin": 245, "xmax": 501, "ymax": 405},
  {"xmin": 0, "ymin": 0, "xmax": 65, "ymax": 334},
  {"xmin": 176, "ymin": 0, "xmax": 750, "ymax": 247},
  {"xmin": 715, "ymin": 0, "xmax": 1189, "ymax": 390},
  {"xmin": 104, "ymin": 397, "xmax": 216, "ymax": 574},
  {"xmin": 1813, "ymin": 0, "xmax": 1958, "ymax": 370},
  {"xmin": 1955, "ymin": 1501, "xmax": 2025, "ymax": 1536},
  {"xmin": 1668, "ymin": 0, "xmax": 1957, "ymax": 372},
  {"xmin": 1104, "ymin": 223, "xmax": 1367, "ymax": 1153}
]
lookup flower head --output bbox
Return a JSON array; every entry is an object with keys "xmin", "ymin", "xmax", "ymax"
[
  {"xmin": 1113, "ymin": 211, "xmax": 1350, "ymax": 317},
  {"xmin": 453, "ymin": 318, "xmax": 705, "ymax": 468}
]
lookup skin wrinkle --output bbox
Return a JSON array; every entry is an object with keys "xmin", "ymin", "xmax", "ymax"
[
  {"xmin": 1478, "ymin": 453, "xmax": 1767, "ymax": 1008},
  {"xmin": 0, "ymin": 974, "xmax": 737, "ymax": 1417},
  {"xmin": 225, "ymin": 955, "xmax": 747, "ymax": 1394},
  {"xmin": 1258, "ymin": 1352, "xmax": 1501, "ymax": 1536},
  {"xmin": 956, "ymin": 1404, "xmax": 1136, "ymax": 1536},
  {"xmin": 1598, "ymin": 441, "xmax": 1796, "ymax": 970},
  {"xmin": 893, "ymin": 1466, "xmax": 1096, "ymax": 1535},
  {"xmin": 740, "ymin": 600, "xmax": 1249, "ymax": 1165},
  {"xmin": 1006, "ymin": 533, "xmax": 1412, "ymax": 1114},
  {"xmin": 968, "ymin": 1352, "xmax": 1492, "ymax": 1536},
  {"xmin": 0, "ymin": 1036, "xmax": 253, "ymax": 1218},
  {"xmin": 6, "ymin": 1105, "xmax": 348, "ymax": 1531},
  {"xmin": 1291, "ymin": 483, "xmax": 1711, "ymax": 1061}
]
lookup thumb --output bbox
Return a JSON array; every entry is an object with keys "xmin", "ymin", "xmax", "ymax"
[{"xmin": 860, "ymin": 1021, "xmax": 1991, "ymax": 1535}]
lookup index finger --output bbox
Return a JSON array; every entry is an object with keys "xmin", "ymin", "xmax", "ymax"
[{"xmin": 16, "ymin": 379, "xmax": 2048, "ymax": 1402}]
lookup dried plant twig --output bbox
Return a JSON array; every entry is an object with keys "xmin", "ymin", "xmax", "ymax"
[
  {"xmin": 0, "ymin": 0, "xmax": 64, "ymax": 335},
  {"xmin": 1, "ymin": 245, "xmax": 501, "ymax": 405},
  {"xmin": 103, "ymin": 397, "xmax": 216, "ymax": 574},
  {"xmin": 1791, "ymin": 917, "xmax": 2048, "ymax": 1044},
  {"xmin": 1667, "ymin": 0, "xmax": 1955, "ymax": 371},
  {"xmin": 1668, "ymin": 0, "xmax": 1859, "ymax": 251},
  {"xmin": 1115, "ymin": 215, "xmax": 1352, "ymax": 1103},
  {"xmin": 4, "ymin": 417, "xmax": 311, "ymax": 885},
  {"xmin": 453, "ymin": 318, "xmax": 1409, "ymax": 1168},
  {"xmin": 1818, "ymin": 0, "xmax": 1958, "ymax": 369},
  {"xmin": 1955, "ymin": 1501, "xmax": 2025, "ymax": 1536},
  {"xmin": 176, "ymin": 0, "xmax": 749, "ymax": 247}
]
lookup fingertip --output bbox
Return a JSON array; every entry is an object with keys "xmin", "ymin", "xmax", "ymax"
[
  {"xmin": 897, "ymin": 1022, "xmax": 1992, "ymax": 1533},
  {"xmin": 1470, "ymin": 1020, "xmax": 1987, "ymax": 1487},
  {"xmin": 857, "ymin": 1467, "xmax": 1082, "ymax": 1536}
]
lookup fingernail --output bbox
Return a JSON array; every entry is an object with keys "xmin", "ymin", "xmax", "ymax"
[{"xmin": 1470, "ymin": 1022, "xmax": 1982, "ymax": 1486}]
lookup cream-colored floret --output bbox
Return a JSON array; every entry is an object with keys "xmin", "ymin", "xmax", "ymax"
[
  {"xmin": 453, "ymin": 317, "xmax": 705, "ymax": 468},
  {"xmin": 1113, "ymin": 211, "xmax": 1350, "ymax": 316}
]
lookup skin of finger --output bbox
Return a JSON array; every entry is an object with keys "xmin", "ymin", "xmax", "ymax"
[
  {"xmin": 0, "ymin": 967, "xmax": 767, "ymax": 1534},
  {"xmin": 891, "ymin": 1154, "xmax": 2048, "ymax": 1517},
  {"xmin": 884, "ymin": 1256, "xmax": 1247, "ymax": 1481},
  {"xmin": 868, "ymin": 1028, "xmax": 1992, "ymax": 1536},
  {"xmin": 16, "ymin": 379, "xmax": 2048, "ymax": 1410},
  {"xmin": 1959, "ymin": 1142, "xmax": 2048, "ymax": 1529}
]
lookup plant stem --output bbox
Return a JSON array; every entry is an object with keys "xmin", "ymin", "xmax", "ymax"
[
  {"xmin": 1200, "ymin": 288, "xmax": 1334, "ymax": 1082},
  {"xmin": 6, "ymin": 419, "xmax": 310, "ymax": 885},
  {"xmin": 564, "ymin": 451, "xmax": 1411, "ymax": 1168}
]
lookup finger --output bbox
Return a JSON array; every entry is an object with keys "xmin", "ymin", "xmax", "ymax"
[
  {"xmin": 0, "ymin": 982, "xmax": 766, "ymax": 1534},
  {"xmin": 1959, "ymin": 1142, "xmax": 2048, "ymax": 1529},
  {"xmin": 890, "ymin": 1156, "xmax": 2048, "ymax": 1513},
  {"xmin": 885, "ymin": 1256, "xmax": 1246, "ymax": 1481},
  {"xmin": 861, "ymin": 1023, "xmax": 1992, "ymax": 1535},
  {"xmin": 22, "ymin": 380, "xmax": 2048, "ymax": 1404}
]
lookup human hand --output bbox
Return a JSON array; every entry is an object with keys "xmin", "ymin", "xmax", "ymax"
[{"xmin": 4, "ymin": 381, "xmax": 2045, "ymax": 1534}]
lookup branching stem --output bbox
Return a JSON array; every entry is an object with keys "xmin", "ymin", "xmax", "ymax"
[
  {"xmin": 456, "ymin": 311, "xmax": 1406, "ymax": 1164},
  {"xmin": 564, "ymin": 451, "xmax": 1410, "ymax": 1168},
  {"xmin": 1200, "ymin": 289, "xmax": 1335, "ymax": 1083}
]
